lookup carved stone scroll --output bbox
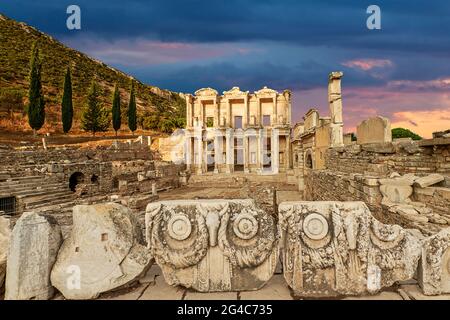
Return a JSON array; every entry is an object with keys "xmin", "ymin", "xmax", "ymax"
[
  {"xmin": 278, "ymin": 201, "xmax": 421, "ymax": 297},
  {"xmin": 145, "ymin": 199, "xmax": 278, "ymax": 292}
]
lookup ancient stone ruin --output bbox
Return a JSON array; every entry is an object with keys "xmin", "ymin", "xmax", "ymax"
[
  {"xmin": 278, "ymin": 201, "xmax": 421, "ymax": 297},
  {"xmin": 0, "ymin": 72, "xmax": 449, "ymax": 300},
  {"xmin": 145, "ymin": 199, "xmax": 278, "ymax": 292}
]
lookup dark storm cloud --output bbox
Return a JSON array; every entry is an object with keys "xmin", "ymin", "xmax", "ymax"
[{"xmin": 2, "ymin": 0, "xmax": 450, "ymax": 54}]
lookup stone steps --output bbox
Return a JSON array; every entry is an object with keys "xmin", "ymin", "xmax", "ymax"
[
  {"xmin": 0, "ymin": 182, "xmax": 64, "ymax": 194},
  {"xmin": 24, "ymin": 193, "xmax": 75, "ymax": 208}
]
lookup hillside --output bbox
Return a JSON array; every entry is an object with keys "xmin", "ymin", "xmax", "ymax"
[{"xmin": 0, "ymin": 13, "xmax": 186, "ymax": 134}]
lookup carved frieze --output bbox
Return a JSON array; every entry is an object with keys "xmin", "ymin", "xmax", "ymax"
[
  {"xmin": 278, "ymin": 201, "xmax": 421, "ymax": 297},
  {"xmin": 145, "ymin": 199, "xmax": 278, "ymax": 292}
]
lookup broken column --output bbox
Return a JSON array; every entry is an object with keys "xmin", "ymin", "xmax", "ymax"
[
  {"xmin": 5, "ymin": 212, "xmax": 62, "ymax": 300},
  {"xmin": 145, "ymin": 199, "xmax": 278, "ymax": 292},
  {"xmin": 418, "ymin": 228, "xmax": 450, "ymax": 295},
  {"xmin": 328, "ymin": 72, "xmax": 344, "ymax": 147},
  {"xmin": 278, "ymin": 201, "xmax": 421, "ymax": 297},
  {"xmin": 50, "ymin": 203, "xmax": 153, "ymax": 299}
]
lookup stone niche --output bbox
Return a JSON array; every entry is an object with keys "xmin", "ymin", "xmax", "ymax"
[
  {"xmin": 51, "ymin": 203, "xmax": 153, "ymax": 300},
  {"xmin": 418, "ymin": 228, "xmax": 450, "ymax": 295},
  {"xmin": 145, "ymin": 199, "xmax": 278, "ymax": 292},
  {"xmin": 278, "ymin": 201, "xmax": 421, "ymax": 297},
  {"xmin": 356, "ymin": 116, "xmax": 392, "ymax": 145}
]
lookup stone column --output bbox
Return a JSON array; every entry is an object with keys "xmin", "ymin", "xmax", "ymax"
[
  {"xmin": 195, "ymin": 133, "xmax": 203, "ymax": 174},
  {"xmin": 244, "ymin": 96, "xmax": 249, "ymax": 128},
  {"xmin": 227, "ymin": 99, "xmax": 232, "ymax": 128},
  {"xmin": 225, "ymin": 130, "xmax": 233, "ymax": 173},
  {"xmin": 243, "ymin": 135, "xmax": 249, "ymax": 173},
  {"xmin": 199, "ymin": 100, "xmax": 204, "ymax": 128},
  {"xmin": 272, "ymin": 94, "xmax": 277, "ymax": 126},
  {"xmin": 258, "ymin": 129, "xmax": 264, "ymax": 173},
  {"xmin": 328, "ymin": 72, "xmax": 344, "ymax": 147},
  {"xmin": 257, "ymin": 98, "xmax": 261, "ymax": 126},
  {"xmin": 213, "ymin": 134, "xmax": 220, "ymax": 173},
  {"xmin": 214, "ymin": 97, "xmax": 219, "ymax": 128},
  {"xmin": 271, "ymin": 129, "xmax": 279, "ymax": 174}
]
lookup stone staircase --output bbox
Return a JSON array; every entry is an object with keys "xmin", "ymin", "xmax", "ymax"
[{"xmin": 0, "ymin": 173, "xmax": 76, "ymax": 214}]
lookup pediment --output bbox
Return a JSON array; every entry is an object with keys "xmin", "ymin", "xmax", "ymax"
[
  {"xmin": 195, "ymin": 87, "xmax": 218, "ymax": 96},
  {"xmin": 254, "ymin": 86, "xmax": 278, "ymax": 96},
  {"xmin": 223, "ymin": 86, "xmax": 249, "ymax": 97}
]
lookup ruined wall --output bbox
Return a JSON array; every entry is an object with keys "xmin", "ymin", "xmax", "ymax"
[
  {"xmin": 305, "ymin": 138, "xmax": 450, "ymax": 236},
  {"xmin": 325, "ymin": 140, "xmax": 450, "ymax": 175}
]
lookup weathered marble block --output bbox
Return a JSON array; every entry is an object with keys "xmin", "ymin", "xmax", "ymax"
[
  {"xmin": 51, "ymin": 203, "xmax": 153, "ymax": 299},
  {"xmin": 418, "ymin": 228, "xmax": 450, "ymax": 295},
  {"xmin": 5, "ymin": 212, "xmax": 62, "ymax": 300},
  {"xmin": 278, "ymin": 201, "xmax": 421, "ymax": 297},
  {"xmin": 0, "ymin": 215, "xmax": 11, "ymax": 289},
  {"xmin": 145, "ymin": 199, "xmax": 278, "ymax": 292}
]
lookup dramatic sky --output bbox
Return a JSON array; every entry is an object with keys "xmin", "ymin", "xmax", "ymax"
[{"xmin": 2, "ymin": 0, "xmax": 450, "ymax": 137}]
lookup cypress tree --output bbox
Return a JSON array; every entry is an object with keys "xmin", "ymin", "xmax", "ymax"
[
  {"xmin": 112, "ymin": 84, "xmax": 121, "ymax": 136},
  {"xmin": 61, "ymin": 67, "xmax": 73, "ymax": 133},
  {"xmin": 27, "ymin": 42, "xmax": 45, "ymax": 135},
  {"xmin": 81, "ymin": 80, "xmax": 110, "ymax": 136},
  {"xmin": 127, "ymin": 81, "xmax": 137, "ymax": 135}
]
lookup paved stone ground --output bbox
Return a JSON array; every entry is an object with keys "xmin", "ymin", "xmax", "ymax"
[{"xmin": 65, "ymin": 264, "xmax": 448, "ymax": 301}]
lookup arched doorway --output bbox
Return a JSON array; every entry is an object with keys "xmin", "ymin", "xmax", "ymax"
[{"xmin": 69, "ymin": 172, "xmax": 85, "ymax": 192}]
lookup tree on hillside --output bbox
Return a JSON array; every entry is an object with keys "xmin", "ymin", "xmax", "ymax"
[
  {"xmin": 81, "ymin": 80, "xmax": 110, "ymax": 136},
  {"xmin": 127, "ymin": 81, "xmax": 137, "ymax": 135},
  {"xmin": 392, "ymin": 127, "xmax": 422, "ymax": 140},
  {"xmin": 27, "ymin": 42, "xmax": 45, "ymax": 135},
  {"xmin": 112, "ymin": 84, "xmax": 121, "ymax": 136},
  {"xmin": 61, "ymin": 67, "xmax": 73, "ymax": 133}
]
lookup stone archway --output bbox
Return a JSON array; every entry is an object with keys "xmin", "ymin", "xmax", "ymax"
[{"xmin": 69, "ymin": 172, "xmax": 85, "ymax": 192}]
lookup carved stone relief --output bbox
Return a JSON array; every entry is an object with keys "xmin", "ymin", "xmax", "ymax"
[
  {"xmin": 278, "ymin": 201, "xmax": 421, "ymax": 297},
  {"xmin": 145, "ymin": 199, "xmax": 278, "ymax": 292}
]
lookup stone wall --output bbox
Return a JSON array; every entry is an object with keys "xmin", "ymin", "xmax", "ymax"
[
  {"xmin": 325, "ymin": 139, "xmax": 450, "ymax": 176},
  {"xmin": 305, "ymin": 137, "xmax": 450, "ymax": 236}
]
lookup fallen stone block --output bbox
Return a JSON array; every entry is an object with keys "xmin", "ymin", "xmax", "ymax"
[
  {"xmin": 145, "ymin": 199, "xmax": 278, "ymax": 292},
  {"xmin": 414, "ymin": 174, "xmax": 445, "ymax": 188},
  {"xmin": 51, "ymin": 203, "xmax": 153, "ymax": 300},
  {"xmin": 278, "ymin": 201, "xmax": 421, "ymax": 297},
  {"xmin": 418, "ymin": 228, "xmax": 450, "ymax": 295},
  {"xmin": 0, "ymin": 215, "xmax": 11, "ymax": 290},
  {"xmin": 5, "ymin": 212, "xmax": 62, "ymax": 300}
]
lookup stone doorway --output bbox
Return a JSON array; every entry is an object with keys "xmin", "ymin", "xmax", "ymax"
[{"xmin": 69, "ymin": 172, "xmax": 85, "ymax": 192}]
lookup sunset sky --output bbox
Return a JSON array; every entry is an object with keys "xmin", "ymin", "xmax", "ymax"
[{"xmin": 1, "ymin": 0, "xmax": 450, "ymax": 137}]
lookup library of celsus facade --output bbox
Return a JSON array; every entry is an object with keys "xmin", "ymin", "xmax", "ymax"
[{"xmin": 184, "ymin": 86, "xmax": 292, "ymax": 175}]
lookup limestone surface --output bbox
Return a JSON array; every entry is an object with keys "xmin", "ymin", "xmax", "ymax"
[
  {"xmin": 0, "ymin": 215, "xmax": 11, "ymax": 289},
  {"xmin": 414, "ymin": 174, "xmax": 445, "ymax": 188},
  {"xmin": 145, "ymin": 199, "xmax": 278, "ymax": 292},
  {"xmin": 356, "ymin": 116, "xmax": 392, "ymax": 145},
  {"xmin": 50, "ymin": 203, "xmax": 152, "ymax": 299},
  {"xmin": 418, "ymin": 228, "xmax": 450, "ymax": 295},
  {"xmin": 278, "ymin": 201, "xmax": 421, "ymax": 297},
  {"xmin": 5, "ymin": 212, "xmax": 62, "ymax": 300}
]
